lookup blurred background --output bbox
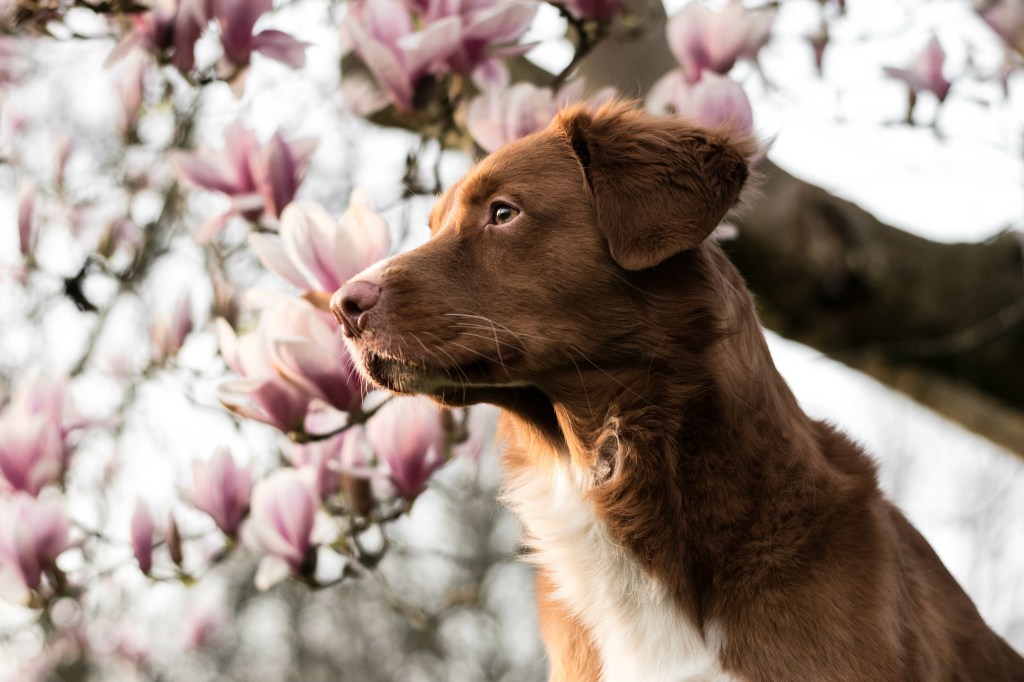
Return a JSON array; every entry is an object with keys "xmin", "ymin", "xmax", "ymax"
[{"xmin": 0, "ymin": 0, "xmax": 1022, "ymax": 679}]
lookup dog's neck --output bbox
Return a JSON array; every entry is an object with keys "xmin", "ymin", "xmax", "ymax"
[{"xmin": 499, "ymin": 246, "xmax": 849, "ymax": 623}]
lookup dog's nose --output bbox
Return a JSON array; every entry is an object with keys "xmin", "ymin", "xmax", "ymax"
[{"xmin": 331, "ymin": 280, "xmax": 382, "ymax": 336}]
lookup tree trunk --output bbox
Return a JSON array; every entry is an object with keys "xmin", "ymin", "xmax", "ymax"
[{"xmin": 729, "ymin": 161, "xmax": 1024, "ymax": 454}]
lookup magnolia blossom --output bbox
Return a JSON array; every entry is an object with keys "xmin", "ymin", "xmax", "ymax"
[
  {"xmin": 365, "ymin": 397, "xmax": 448, "ymax": 500},
  {"xmin": 213, "ymin": 0, "xmax": 307, "ymax": 87},
  {"xmin": 343, "ymin": 0, "xmax": 537, "ymax": 111},
  {"xmin": 106, "ymin": 0, "xmax": 210, "ymax": 74},
  {"xmin": 0, "ymin": 374, "xmax": 75, "ymax": 496},
  {"xmin": 265, "ymin": 298, "xmax": 365, "ymax": 413},
  {"xmin": 884, "ymin": 35, "xmax": 951, "ymax": 103},
  {"xmin": 431, "ymin": 0, "xmax": 539, "ymax": 75},
  {"xmin": 466, "ymin": 71, "xmax": 615, "ymax": 153},
  {"xmin": 172, "ymin": 120, "xmax": 317, "ymax": 243},
  {"xmin": 0, "ymin": 494, "xmax": 72, "ymax": 604},
  {"xmin": 980, "ymin": 0, "xmax": 1024, "ymax": 55},
  {"xmin": 667, "ymin": 0, "xmax": 775, "ymax": 84},
  {"xmin": 216, "ymin": 311, "xmax": 312, "ymax": 434},
  {"xmin": 342, "ymin": 0, "xmax": 462, "ymax": 112},
  {"xmin": 647, "ymin": 70, "xmax": 754, "ymax": 136},
  {"xmin": 249, "ymin": 189, "xmax": 391, "ymax": 295},
  {"xmin": 150, "ymin": 294, "xmax": 194, "ymax": 363},
  {"xmin": 241, "ymin": 468, "xmax": 318, "ymax": 589},
  {"xmin": 130, "ymin": 500, "xmax": 155, "ymax": 575},
  {"xmin": 186, "ymin": 449, "xmax": 253, "ymax": 536}
]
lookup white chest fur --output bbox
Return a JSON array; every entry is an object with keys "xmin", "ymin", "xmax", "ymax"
[{"xmin": 503, "ymin": 459, "xmax": 736, "ymax": 682}]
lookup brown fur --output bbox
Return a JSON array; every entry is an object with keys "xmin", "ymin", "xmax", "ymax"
[{"xmin": 333, "ymin": 101, "xmax": 1024, "ymax": 680}]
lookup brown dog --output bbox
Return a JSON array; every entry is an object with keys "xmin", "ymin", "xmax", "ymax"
[{"xmin": 332, "ymin": 102, "xmax": 1024, "ymax": 681}]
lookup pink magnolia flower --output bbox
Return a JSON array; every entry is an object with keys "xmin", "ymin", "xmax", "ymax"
[
  {"xmin": 883, "ymin": 35, "xmax": 951, "ymax": 103},
  {"xmin": 0, "ymin": 493, "xmax": 72, "ymax": 604},
  {"xmin": 150, "ymin": 293, "xmax": 194, "ymax": 364},
  {"xmin": 241, "ymin": 468, "xmax": 318, "ymax": 589},
  {"xmin": 0, "ymin": 414, "xmax": 64, "ymax": 496},
  {"xmin": 212, "ymin": 0, "xmax": 307, "ymax": 83},
  {"xmin": 185, "ymin": 449, "xmax": 253, "ymax": 536},
  {"xmin": 667, "ymin": 0, "xmax": 775, "ymax": 84},
  {"xmin": 343, "ymin": 0, "xmax": 537, "ymax": 111},
  {"xmin": 366, "ymin": 397, "xmax": 448, "ymax": 500},
  {"xmin": 980, "ymin": 0, "xmax": 1024, "ymax": 55},
  {"xmin": 561, "ymin": 0, "xmax": 622, "ymax": 23},
  {"xmin": 647, "ymin": 70, "xmax": 754, "ymax": 136},
  {"xmin": 428, "ymin": 0, "xmax": 539, "ymax": 74},
  {"xmin": 0, "ymin": 373, "xmax": 76, "ymax": 496},
  {"xmin": 171, "ymin": 120, "xmax": 317, "ymax": 243},
  {"xmin": 17, "ymin": 181, "xmax": 35, "ymax": 259},
  {"xmin": 342, "ymin": 0, "xmax": 462, "ymax": 112},
  {"xmin": 131, "ymin": 500, "xmax": 155, "ymax": 575},
  {"xmin": 106, "ymin": 0, "xmax": 211, "ymax": 75},
  {"xmin": 249, "ymin": 189, "xmax": 391, "ymax": 295},
  {"xmin": 466, "ymin": 72, "xmax": 615, "ymax": 153},
  {"xmin": 265, "ymin": 298, "xmax": 365, "ymax": 414},
  {"xmin": 216, "ymin": 311, "xmax": 313, "ymax": 434}
]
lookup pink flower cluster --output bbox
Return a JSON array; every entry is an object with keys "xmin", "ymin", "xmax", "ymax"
[
  {"xmin": 0, "ymin": 494, "xmax": 72, "ymax": 605},
  {"xmin": 883, "ymin": 36, "xmax": 951, "ymax": 104},
  {"xmin": 107, "ymin": 0, "xmax": 306, "ymax": 80},
  {"xmin": 342, "ymin": 0, "xmax": 538, "ymax": 111},
  {"xmin": 646, "ymin": 0, "xmax": 772, "ymax": 135},
  {"xmin": 0, "ymin": 374, "xmax": 77, "ymax": 496},
  {"xmin": 172, "ymin": 120, "xmax": 317, "ymax": 243}
]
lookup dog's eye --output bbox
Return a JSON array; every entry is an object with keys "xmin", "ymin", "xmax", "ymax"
[{"xmin": 492, "ymin": 204, "xmax": 519, "ymax": 225}]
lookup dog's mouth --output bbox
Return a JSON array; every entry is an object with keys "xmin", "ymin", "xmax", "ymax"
[{"xmin": 358, "ymin": 345, "xmax": 522, "ymax": 396}]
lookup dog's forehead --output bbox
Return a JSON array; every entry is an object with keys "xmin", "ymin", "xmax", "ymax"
[{"xmin": 429, "ymin": 131, "xmax": 576, "ymax": 234}]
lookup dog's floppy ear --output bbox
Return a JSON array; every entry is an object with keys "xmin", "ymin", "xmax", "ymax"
[{"xmin": 558, "ymin": 103, "xmax": 753, "ymax": 271}]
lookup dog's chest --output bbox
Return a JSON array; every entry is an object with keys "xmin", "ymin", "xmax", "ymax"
[{"xmin": 503, "ymin": 458, "xmax": 736, "ymax": 682}]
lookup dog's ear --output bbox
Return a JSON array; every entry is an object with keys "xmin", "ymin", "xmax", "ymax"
[{"xmin": 558, "ymin": 103, "xmax": 753, "ymax": 271}]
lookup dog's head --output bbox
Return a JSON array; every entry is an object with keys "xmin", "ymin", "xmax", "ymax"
[{"xmin": 332, "ymin": 102, "xmax": 754, "ymax": 409}]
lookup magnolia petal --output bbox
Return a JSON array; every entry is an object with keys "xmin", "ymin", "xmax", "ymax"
[
  {"xmin": 335, "ymin": 189, "xmax": 392, "ymax": 281},
  {"xmin": 463, "ymin": 2, "xmax": 537, "ymax": 45},
  {"xmin": 171, "ymin": 152, "xmax": 239, "ymax": 195},
  {"xmin": 249, "ymin": 234, "xmax": 310, "ymax": 290},
  {"xmin": 253, "ymin": 555, "xmax": 291, "ymax": 590},
  {"xmin": 260, "ymin": 133, "xmax": 300, "ymax": 218},
  {"xmin": 215, "ymin": 0, "xmax": 272, "ymax": 65},
  {"xmin": 252, "ymin": 29, "xmax": 308, "ymax": 69},
  {"xmin": 280, "ymin": 202, "xmax": 345, "ymax": 291},
  {"xmin": 399, "ymin": 16, "xmax": 462, "ymax": 76},
  {"xmin": 345, "ymin": 18, "xmax": 415, "ymax": 111},
  {"xmin": 215, "ymin": 318, "xmax": 244, "ymax": 376},
  {"xmin": 471, "ymin": 58, "xmax": 509, "ymax": 92},
  {"xmin": 131, "ymin": 500, "xmax": 155, "ymax": 575},
  {"xmin": 466, "ymin": 92, "xmax": 504, "ymax": 153},
  {"xmin": 16, "ymin": 182, "xmax": 34, "ymax": 258}
]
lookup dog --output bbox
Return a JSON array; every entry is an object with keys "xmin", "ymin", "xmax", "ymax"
[{"xmin": 331, "ymin": 101, "xmax": 1024, "ymax": 681}]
